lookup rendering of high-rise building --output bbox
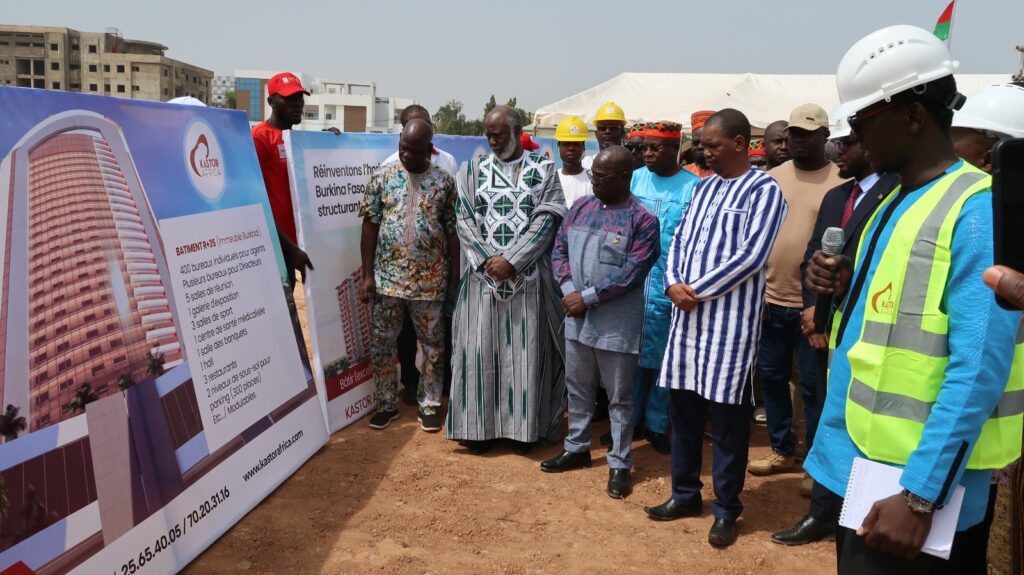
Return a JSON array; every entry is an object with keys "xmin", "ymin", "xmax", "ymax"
[
  {"xmin": 336, "ymin": 269, "xmax": 371, "ymax": 363},
  {"xmin": 0, "ymin": 110, "xmax": 183, "ymax": 431}
]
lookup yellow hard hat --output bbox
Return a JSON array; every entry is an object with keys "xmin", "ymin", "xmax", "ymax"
[
  {"xmin": 555, "ymin": 116, "xmax": 589, "ymax": 142},
  {"xmin": 594, "ymin": 101, "xmax": 626, "ymax": 124}
]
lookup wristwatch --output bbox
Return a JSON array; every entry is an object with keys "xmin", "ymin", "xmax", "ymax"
[{"xmin": 902, "ymin": 489, "xmax": 936, "ymax": 514}]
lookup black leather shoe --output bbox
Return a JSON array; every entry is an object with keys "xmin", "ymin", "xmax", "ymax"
[
  {"xmin": 460, "ymin": 440, "xmax": 491, "ymax": 455},
  {"xmin": 771, "ymin": 515, "xmax": 836, "ymax": 545},
  {"xmin": 647, "ymin": 430, "xmax": 671, "ymax": 454},
  {"xmin": 708, "ymin": 518, "xmax": 738, "ymax": 547},
  {"xmin": 511, "ymin": 441, "xmax": 533, "ymax": 456},
  {"xmin": 540, "ymin": 450, "xmax": 591, "ymax": 473},
  {"xmin": 607, "ymin": 469, "xmax": 631, "ymax": 499},
  {"xmin": 644, "ymin": 497, "xmax": 702, "ymax": 521}
]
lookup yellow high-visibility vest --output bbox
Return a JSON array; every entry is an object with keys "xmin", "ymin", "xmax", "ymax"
[{"xmin": 830, "ymin": 164, "xmax": 1023, "ymax": 470}]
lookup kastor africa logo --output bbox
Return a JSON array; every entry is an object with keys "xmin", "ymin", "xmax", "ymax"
[
  {"xmin": 871, "ymin": 282, "xmax": 895, "ymax": 315},
  {"xmin": 184, "ymin": 119, "xmax": 226, "ymax": 201}
]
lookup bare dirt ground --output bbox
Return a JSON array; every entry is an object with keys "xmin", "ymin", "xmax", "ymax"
[
  {"xmin": 182, "ymin": 284, "xmax": 1013, "ymax": 575},
  {"xmin": 184, "ymin": 409, "xmax": 835, "ymax": 575}
]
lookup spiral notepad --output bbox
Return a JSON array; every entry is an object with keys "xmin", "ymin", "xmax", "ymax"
[{"xmin": 838, "ymin": 457, "xmax": 965, "ymax": 560}]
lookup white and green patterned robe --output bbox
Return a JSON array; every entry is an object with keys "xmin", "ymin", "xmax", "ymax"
[{"xmin": 446, "ymin": 151, "xmax": 567, "ymax": 443}]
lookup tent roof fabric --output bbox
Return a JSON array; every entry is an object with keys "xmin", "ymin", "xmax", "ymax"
[{"xmin": 534, "ymin": 72, "xmax": 1011, "ymax": 132}]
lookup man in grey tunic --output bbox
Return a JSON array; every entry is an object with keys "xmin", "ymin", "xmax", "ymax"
[
  {"xmin": 445, "ymin": 106, "xmax": 567, "ymax": 454},
  {"xmin": 541, "ymin": 146, "xmax": 660, "ymax": 498}
]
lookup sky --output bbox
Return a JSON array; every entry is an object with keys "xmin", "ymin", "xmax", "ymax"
[{"xmin": 6, "ymin": 1, "xmax": 1023, "ymax": 116}]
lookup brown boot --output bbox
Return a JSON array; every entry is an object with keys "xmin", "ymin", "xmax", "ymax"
[{"xmin": 747, "ymin": 452, "xmax": 796, "ymax": 476}]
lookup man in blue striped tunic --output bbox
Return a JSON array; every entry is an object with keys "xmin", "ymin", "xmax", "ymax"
[{"xmin": 644, "ymin": 109, "xmax": 788, "ymax": 547}]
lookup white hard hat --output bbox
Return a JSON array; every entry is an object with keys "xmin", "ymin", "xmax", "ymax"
[
  {"xmin": 952, "ymin": 83, "xmax": 1024, "ymax": 139},
  {"xmin": 834, "ymin": 25, "xmax": 959, "ymax": 121},
  {"xmin": 828, "ymin": 105, "xmax": 852, "ymax": 139}
]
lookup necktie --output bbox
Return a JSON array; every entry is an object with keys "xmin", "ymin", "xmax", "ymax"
[{"xmin": 841, "ymin": 183, "xmax": 863, "ymax": 228}]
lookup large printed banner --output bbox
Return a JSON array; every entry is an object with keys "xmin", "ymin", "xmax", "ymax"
[
  {"xmin": 0, "ymin": 88, "xmax": 328, "ymax": 574},
  {"xmin": 284, "ymin": 132, "xmax": 506, "ymax": 432}
]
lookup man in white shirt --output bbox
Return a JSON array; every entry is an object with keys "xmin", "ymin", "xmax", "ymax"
[
  {"xmin": 555, "ymin": 116, "xmax": 592, "ymax": 207},
  {"xmin": 382, "ymin": 105, "xmax": 458, "ymax": 177}
]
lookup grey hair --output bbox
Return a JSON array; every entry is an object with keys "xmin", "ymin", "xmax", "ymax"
[{"xmin": 488, "ymin": 105, "xmax": 523, "ymax": 132}]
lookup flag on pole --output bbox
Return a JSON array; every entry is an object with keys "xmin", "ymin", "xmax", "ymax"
[{"xmin": 933, "ymin": 1, "xmax": 955, "ymax": 42}]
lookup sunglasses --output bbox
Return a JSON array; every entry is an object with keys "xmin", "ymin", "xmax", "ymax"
[
  {"xmin": 833, "ymin": 136, "xmax": 859, "ymax": 152},
  {"xmin": 847, "ymin": 100, "xmax": 899, "ymax": 135}
]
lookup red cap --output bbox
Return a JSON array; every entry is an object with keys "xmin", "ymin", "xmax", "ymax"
[
  {"xmin": 268, "ymin": 72, "xmax": 310, "ymax": 97},
  {"xmin": 520, "ymin": 132, "xmax": 540, "ymax": 151}
]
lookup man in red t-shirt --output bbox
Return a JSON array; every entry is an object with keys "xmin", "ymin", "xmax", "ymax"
[{"xmin": 251, "ymin": 71, "xmax": 317, "ymax": 287}]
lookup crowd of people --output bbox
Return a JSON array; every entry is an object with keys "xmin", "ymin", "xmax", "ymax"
[{"xmin": 250, "ymin": 24, "xmax": 1024, "ymax": 574}]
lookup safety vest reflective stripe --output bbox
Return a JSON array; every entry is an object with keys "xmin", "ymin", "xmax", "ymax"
[
  {"xmin": 851, "ymin": 379, "xmax": 1024, "ymax": 423},
  {"xmin": 994, "ymin": 388, "xmax": 1024, "ymax": 419},
  {"xmin": 859, "ymin": 172, "xmax": 985, "ymax": 357},
  {"xmin": 850, "ymin": 378, "xmax": 931, "ymax": 423}
]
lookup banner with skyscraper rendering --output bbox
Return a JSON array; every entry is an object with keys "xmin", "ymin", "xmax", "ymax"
[
  {"xmin": 284, "ymin": 132, "xmax": 492, "ymax": 433},
  {"xmin": 0, "ymin": 87, "xmax": 328, "ymax": 574}
]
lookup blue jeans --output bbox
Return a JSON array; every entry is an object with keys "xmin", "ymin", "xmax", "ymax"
[{"xmin": 756, "ymin": 303, "xmax": 819, "ymax": 457}]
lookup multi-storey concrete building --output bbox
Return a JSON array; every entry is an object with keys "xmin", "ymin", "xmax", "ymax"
[
  {"xmin": 0, "ymin": 25, "xmax": 212, "ymax": 103},
  {"xmin": 232, "ymin": 69, "xmax": 415, "ymax": 133},
  {"xmin": 211, "ymin": 74, "xmax": 234, "ymax": 107}
]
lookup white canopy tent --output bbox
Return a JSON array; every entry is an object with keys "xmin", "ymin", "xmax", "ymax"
[{"xmin": 532, "ymin": 72, "xmax": 1011, "ymax": 137}]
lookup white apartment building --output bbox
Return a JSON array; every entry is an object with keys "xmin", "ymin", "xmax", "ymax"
[
  {"xmin": 211, "ymin": 74, "xmax": 233, "ymax": 107},
  {"xmin": 230, "ymin": 69, "xmax": 415, "ymax": 133}
]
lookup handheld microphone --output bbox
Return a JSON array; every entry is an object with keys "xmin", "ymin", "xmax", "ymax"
[{"xmin": 814, "ymin": 227, "xmax": 845, "ymax": 334}]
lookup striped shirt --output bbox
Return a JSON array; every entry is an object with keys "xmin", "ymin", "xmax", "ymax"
[{"xmin": 658, "ymin": 168, "xmax": 788, "ymax": 404}]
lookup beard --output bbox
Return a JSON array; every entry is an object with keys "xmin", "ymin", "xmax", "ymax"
[{"xmin": 497, "ymin": 137, "xmax": 519, "ymax": 161}]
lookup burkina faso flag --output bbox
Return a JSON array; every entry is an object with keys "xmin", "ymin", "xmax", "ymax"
[{"xmin": 933, "ymin": 1, "xmax": 955, "ymax": 41}]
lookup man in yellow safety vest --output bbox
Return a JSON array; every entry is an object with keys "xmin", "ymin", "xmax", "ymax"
[{"xmin": 805, "ymin": 25, "xmax": 1023, "ymax": 573}]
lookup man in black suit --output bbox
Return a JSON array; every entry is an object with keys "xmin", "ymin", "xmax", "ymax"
[{"xmin": 770, "ymin": 120, "xmax": 900, "ymax": 546}]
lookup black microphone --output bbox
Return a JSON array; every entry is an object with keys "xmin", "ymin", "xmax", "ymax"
[{"xmin": 814, "ymin": 227, "xmax": 846, "ymax": 334}]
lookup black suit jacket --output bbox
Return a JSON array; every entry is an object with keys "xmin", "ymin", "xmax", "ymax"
[{"xmin": 800, "ymin": 172, "xmax": 900, "ymax": 309}]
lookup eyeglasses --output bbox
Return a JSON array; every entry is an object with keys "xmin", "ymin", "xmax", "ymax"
[
  {"xmin": 833, "ymin": 136, "xmax": 858, "ymax": 152},
  {"xmin": 587, "ymin": 169, "xmax": 630, "ymax": 182},
  {"xmin": 847, "ymin": 100, "xmax": 899, "ymax": 135}
]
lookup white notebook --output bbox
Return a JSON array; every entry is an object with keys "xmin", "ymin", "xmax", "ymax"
[{"xmin": 838, "ymin": 457, "xmax": 965, "ymax": 560}]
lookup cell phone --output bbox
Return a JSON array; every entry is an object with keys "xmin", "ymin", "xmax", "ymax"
[{"xmin": 992, "ymin": 137, "xmax": 1024, "ymax": 310}]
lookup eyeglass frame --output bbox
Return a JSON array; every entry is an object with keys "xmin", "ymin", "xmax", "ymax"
[
  {"xmin": 847, "ymin": 99, "xmax": 901, "ymax": 135},
  {"xmin": 586, "ymin": 169, "xmax": 631, "ymax": 182}
]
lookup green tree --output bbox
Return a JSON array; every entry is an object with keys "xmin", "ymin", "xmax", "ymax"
[
  {"xmin": 146, "ymin": 348, "xmax": 166, "ymax": 378},
  {"xmin": 0, "ymin": 404, "xmax": 27, "ymax": 443},
  {"xmin": 67, "ymin": 383, "xmax": 99, "ymax": 414},
  {"xmin": 225, "ymin": 90, "xmax": 237, "ymax": 109},
  {"xmin": 434, "ymin": 99, "xmax": 469, "ymax": 135},
  {"xmin": 482, "ymin": 95, "xmax": 533, "ymax": 127},
  {"xmin": 483, "ymin": 94, "xmax": 498, "ymax": 118},
  {"xmin": 117, "ymin": 373, "xmax": 136, "ymax": 391}
]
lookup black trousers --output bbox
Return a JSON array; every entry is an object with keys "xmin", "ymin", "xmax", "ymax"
[
  {"xmin": 828, "ymin": 491, "xmax": 989, "ymax": 575},
  {"xmin": 808, "ymin": 349, "xmax": 840, "ymax": 522},
  {"xmin": 669, "ymin": 388, "xmax": 752, "ymax": 521},
  {"xmin": 284, "ymin": 265, "xmax": 312, "ymax": 373}
]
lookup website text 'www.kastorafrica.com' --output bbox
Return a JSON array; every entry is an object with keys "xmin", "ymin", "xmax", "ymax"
[{"xmin": 242, "ymin": 430, "xmax": 304, "ymax": 482}]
